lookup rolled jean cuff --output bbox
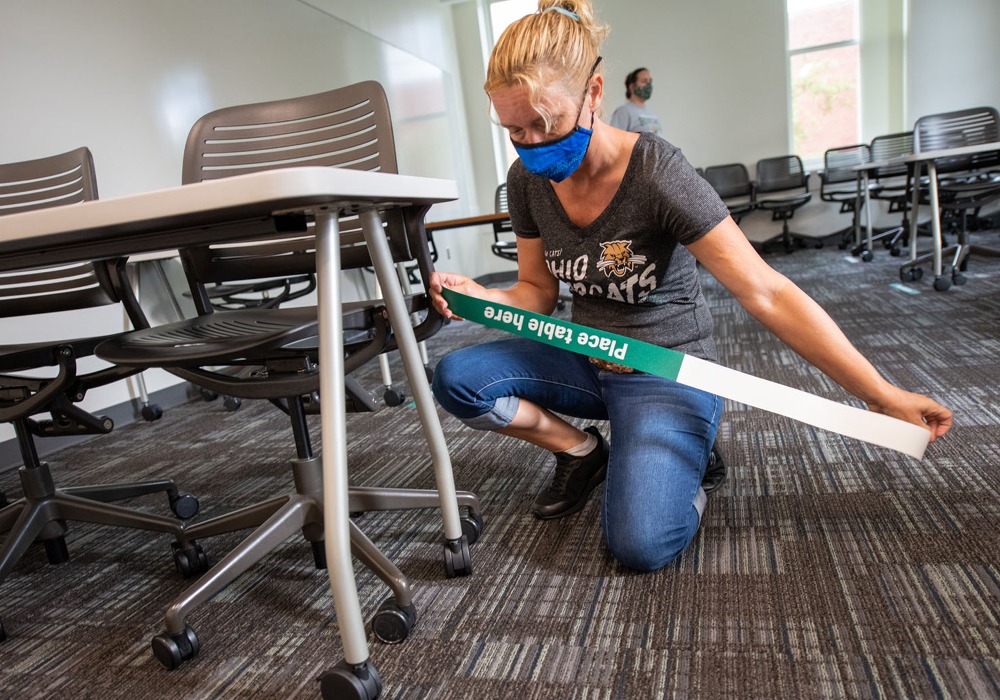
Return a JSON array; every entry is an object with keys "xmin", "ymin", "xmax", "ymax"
[{"xmin": 458, "ymin": 396, "xmax": 519, "ymax": 430}]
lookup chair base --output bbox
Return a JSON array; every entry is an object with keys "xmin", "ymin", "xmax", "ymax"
[
  {"xmin": 0, "ymin": 462, "xmax": 193, "ymax": 636},
  {"xmin": 155, "ymin": 454, "xmax": 482, "ymax": 667}
]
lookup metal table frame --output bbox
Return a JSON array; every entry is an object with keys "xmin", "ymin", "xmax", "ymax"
[{"xmin": 0, "ymin": 166, "xmax": 462, "ymax": 683}]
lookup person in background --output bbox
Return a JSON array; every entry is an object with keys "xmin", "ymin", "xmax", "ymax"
[
  {"xmin": 428, "ymin": 0, "xmax": 952, "ymax": 572},
  {"xmin": 609, "ymin": 66, "xmax": 662, "ymax": 135}
]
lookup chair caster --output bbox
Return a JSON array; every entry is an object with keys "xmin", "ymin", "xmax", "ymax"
[
  {"xmin": 383, "ymin": 386, "xmax": 406, "ymax": 407},
  {"xmin": 952, "ymin": 271, "xmax": 967, "ymax": 286},
  {"xmin": 461, "ymin": 512, "xmax": 484, "ymax": 547},
  {"xmin": 860, "ymin": 250, "xmax": 873, "ymax": 262},
  {"xmin": 43, "ymin": 536, "xmax": 70, "ymax": 565},
  {"xmin": 170, "ymin": 493, "xmax": 200, "ymax": 520},
  {"xmin": 172, "ymin": 541, "xmax": 209, "ymax": 577},
  {"xmin": 141, "ymin": 403, "xmax": 163, "ymax": 421},
  {"xmin": 889, "ymin": 246, "xmax": 901, "ymax": 257},
  {"xmin": 311, "ymin": 539, "xmax": 327, "ymax": 570},
  {"xmin": 200, "ymin": 388, "xmax": 218, "ymax": 402},
  {"xmin": 371, "ymin": 600, "xmax": 417, "ymax": 644},
  {"xmin": 152, "ymin": 625, "xmax": 200, "ymax": 670},
  {"xmin": 222, "ymin": 396, "xmax": 242, "ymax": 411},
  {"xmin": 444, "ymin": 536, "xmax": 472, "ymax": 578},
  {"xmin": 933, "ymin": 276, "xmax": 952, "ymax": 292},
  {"xmin": 900, "ymin": 267, "xmax": 923, "ymax": 283},
  {"xmin": 319, "ymin": 659, "xmax": 382, "ymax": 700}
]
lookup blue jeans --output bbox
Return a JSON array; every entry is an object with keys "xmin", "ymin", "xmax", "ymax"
[{"xmin": 432, "ymin": 338, "xmax": 722, "ymax": 571}]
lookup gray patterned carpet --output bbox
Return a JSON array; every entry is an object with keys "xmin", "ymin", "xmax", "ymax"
[{"xmin": 2, "ymin": 233, "xmax": 1000, "ymax": 699}]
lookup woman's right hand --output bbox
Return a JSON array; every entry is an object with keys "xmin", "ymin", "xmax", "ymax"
[{"xmin": 428, "ymin": 271, "xmax": 487, "ymax": 321}]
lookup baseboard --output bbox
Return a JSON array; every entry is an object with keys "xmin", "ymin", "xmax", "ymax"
[{"xmin": 0, "ymin": 383, "xmax": 199, "ymax": 473}]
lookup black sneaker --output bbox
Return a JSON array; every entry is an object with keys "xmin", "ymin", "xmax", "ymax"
[
  {"xmin": 702, "ymin": 442, "xmax": 727, "ymax": 494},
  {"xmin": 532, "ymin": 426, "xmax": 609, "ymax": 520}
]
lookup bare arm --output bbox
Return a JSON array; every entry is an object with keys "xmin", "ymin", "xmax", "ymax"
[
  {"xmin": 688, "ymin": 216, "xmax": 952, "ymax": 441},
  {"xmin": 428, "ymin": 236, "xmax": 560, "ymax": 319}
]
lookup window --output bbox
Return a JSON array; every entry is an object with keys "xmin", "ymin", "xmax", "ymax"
[{"xmin": 786, "ymin": 0, "xmax": 861, "ymax": 163}]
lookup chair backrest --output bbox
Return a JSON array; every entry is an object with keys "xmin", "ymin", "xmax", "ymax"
[
  {"xmin": 494, "ymin": 183, "xmax": 509, "ymax": 214},
  {"xmin": 0, "ymin": 148, "xmax": 125, "ymax": 318},
  {"xmin": 493, "ymin": 183, "xmax": 513, "ymax": 235},
  {"xmin": 869, "ymin": 130, "xmax": 914, "ymax": 179},
  {"xmin": 703, "ymin": 163, "xmax": 752, "ymax": 199},
  {"xmin": 822, "ymin": 144, "xmax": 870, "ymax": 186},
  {"xmin": 914, "ymin": 106, "xmax": 1000, "ymax": 174},
  {"xmin": 755, "ymin": 155, "xmax": 808, "ymax": 195},
  {"xmin": 178, "ymin": 81, "xmax": 412, "ymax": 311}
]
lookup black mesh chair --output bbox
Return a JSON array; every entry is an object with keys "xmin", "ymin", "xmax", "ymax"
[
  {"xmin": 95, "ymin": 82, "xmax": 482, "ymax": 669},
  {"xmin": 0, "ymin": 148, "xmax": 198, "ymax": 641},
  {"xmin": 490, "ymin": 183, "xmax": 518, "ymax": 262},
  {"xmin": 900, "ymin": 106, "xmax": 1000, "ymax": 290},
  {"xmin": 703, "ymin": 163, "xmax": 755, "ymax": 223},
  {"xmin": 754, "ymin": 155, "xmax": 815, "ymax": 253},
  {"xmin": 867, "ymin": 131, "xmax": 920, "ymax": 259},
  {"xmin": 819, "ymin": 144, "xmax": 875, "ymax": 256}
]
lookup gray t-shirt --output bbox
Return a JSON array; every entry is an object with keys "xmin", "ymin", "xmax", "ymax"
[
  {"xmin": 609, "ymin": 101, "xmax": 663, "ymax": 135},
  {"xmin": 507, "ymin": 133, "xmax": 728, "ymax": 361}
]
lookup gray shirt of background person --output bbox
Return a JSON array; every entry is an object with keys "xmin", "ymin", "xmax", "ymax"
[
  {"xmin": 609, "ymin": 100, "xmax": 663, "ymax": 135},
  {"xmin": 506, "ymin": 132, "xmax": 728, "ymax": 362}
]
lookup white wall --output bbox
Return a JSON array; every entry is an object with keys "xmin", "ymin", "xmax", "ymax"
[
  {"xmin": 906, "ymin": 0, "xmax": 1000, "ymax": 124},
  {"xmin": 600, "ymin": 0, "xmax": 790, "ymax": 170},
  {"xmin": 0, "ymin": 0, "xmax": 481, "ymax": 447}
]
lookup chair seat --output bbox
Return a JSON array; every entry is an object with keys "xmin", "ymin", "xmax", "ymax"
[
  {"xmin": 756, "ymin": 191, "xmax": 812, "ymax": 211},
  {"xmin": 491, "ymin": 240, "xmax": 518, "ymax": 261},
  {"xmin": 96, "ymin": 307, "xmax": 322, "ymax": 366}
]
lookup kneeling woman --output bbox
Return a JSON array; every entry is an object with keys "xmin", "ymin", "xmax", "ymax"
[{"xmin": 429, "ymin": 0, "xmax": 951, "ymax": 571}]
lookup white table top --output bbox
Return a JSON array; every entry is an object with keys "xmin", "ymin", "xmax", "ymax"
[{"xmin": 0, "ymin": 167, "xmax": 459, "ymax": 271}]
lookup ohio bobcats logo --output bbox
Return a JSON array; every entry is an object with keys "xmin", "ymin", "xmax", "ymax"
[{"xmin": 596, "ymin": 240, "xmax": 647, "ymax": 278}]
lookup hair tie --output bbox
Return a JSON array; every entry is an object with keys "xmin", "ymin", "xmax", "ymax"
[{"xmin": 542, "ymin": 6, "xmax": 580, "ymax": 20}]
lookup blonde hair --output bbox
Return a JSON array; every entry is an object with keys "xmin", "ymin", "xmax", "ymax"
[{"xmin": 486, "ymin": 0, "xmax": 608, "ymax": 131}]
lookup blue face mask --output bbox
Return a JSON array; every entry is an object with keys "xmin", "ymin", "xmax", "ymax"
[
  {"xmin": 511, "ymin": 115, "xmax": 593, "ymax": 183},
  {"xmin": 509, "ymin": 57, "xmax": 602, "ymax": 183}
]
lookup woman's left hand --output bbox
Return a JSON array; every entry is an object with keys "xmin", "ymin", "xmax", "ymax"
[{"xmin": 868, "ymin": 388, "xmax": 953, "ymax": 442}]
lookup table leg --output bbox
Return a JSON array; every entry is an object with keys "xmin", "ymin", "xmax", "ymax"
[
  {"xmin": 316, "ymin": 210, "xmax": 369, "ymax": 665},
  {"xmin": 927, "ymin": 161, "xmax": 943, "ymax": 280},
  {"xmin": 908, "ymin": 164, "xmax": 921, "ymax": 262},
  {"xmin": 862, "ymin": 170, "xmax": 874, "ymax": 255},
  {"xmin": 360, "ymin": 209, "xmax": 462, "ymax": 542}
]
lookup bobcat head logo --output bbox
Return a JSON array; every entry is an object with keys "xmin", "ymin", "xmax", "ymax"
[{"xmin": 596, "ymin": 240, "xmax": 647, "ymax": 278}]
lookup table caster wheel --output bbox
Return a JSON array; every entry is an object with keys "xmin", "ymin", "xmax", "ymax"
[
  {"xmin": 383, "ymin": 386, "xmax": 406, "ymax": 407},
  {"xmin": 444, "ymin": 536, "xmax": 472, "ymax": 578},
  {"xmin": 172, "ymin": 542, "xmax": 209, "ymax": 577},
  {"xmin": 151, "ymin": 625, "xmax": 200, "ymax": 670},
  {"xmin": 141, "ymin": 403, "xmax": 163, "ymax": 421},
  {"xmin": 371, "ymin": 600, "xmax": 417, "ymax": 644},
  {"xmin": 900, "ymin": 267, "xmax": 923, "ymax": 283},
  {"xmin": 319, "ymin": 660, "xmax": 381, "ymax": 700},
  {"xmin": 170, "ymin": 493, "xmax": 200, "ymax": 520},
  {"xmin": 461, "ymin": 512, "xmax": 484, "ymax": 546}
]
